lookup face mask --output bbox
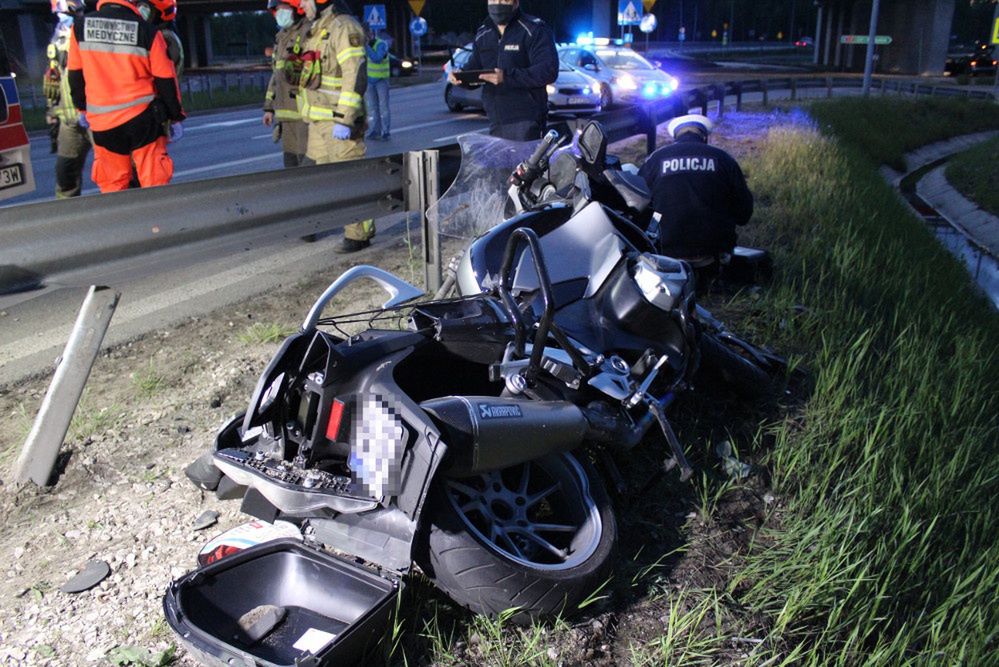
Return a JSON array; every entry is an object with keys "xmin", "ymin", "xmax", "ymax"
[
  {"xmin": 275, "ymin": 8, "xmax": 294, "ymax": 29},
  {"xmin": 487, "ymin": 3, "xmax": 516, "ymax": 26},
  {"xmin": 138, "ymin": 4, "xmax": 153, "ymax": 22}
]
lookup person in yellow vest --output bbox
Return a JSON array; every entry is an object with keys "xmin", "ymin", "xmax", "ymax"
[
  {"xmin": 364, "ymin": 25, "xmax": 390, "ymax": 141},
  {"xmin": 264, "ymin": 0, "xmax": 311, "ymax": 167},
  {"xmin": 43, "ymin": 0, "xmax": 91, "ymax": 199},
  {"xmin": 299, "ymin": 0, "xmax": 374, "ymax": 253}
]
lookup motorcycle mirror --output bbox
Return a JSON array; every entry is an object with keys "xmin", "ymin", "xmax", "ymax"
[{"xmin": 578, "ymin": 121, "xmax": 608, "ymax": 170}]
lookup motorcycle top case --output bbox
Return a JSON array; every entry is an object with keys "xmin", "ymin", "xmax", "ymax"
[{"xmin": 163, "ymin": 538, "xmax": 399, "ymax": 666}]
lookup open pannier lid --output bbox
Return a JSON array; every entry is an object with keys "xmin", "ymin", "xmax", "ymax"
[{"xmin": 163, "ymin": 538, "xmax": 400, "ymax": 667}]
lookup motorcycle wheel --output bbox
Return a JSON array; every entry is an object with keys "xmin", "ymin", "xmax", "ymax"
[
  {"xmin": 698, "ymin": 332, "xmax": 777, "ymax": 399},
  {"xmin": 419, "ymin": 452, "xmax": 616, "ymax": 622}
]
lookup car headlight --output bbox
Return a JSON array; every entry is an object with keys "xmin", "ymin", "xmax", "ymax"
[
  {"xmin": 546, "ymin": 84, "xmax": 556, "ymax": 95},
  {"xmin": 582, "ymin": 86, "xmax": 591, "ymax": 95},
  {"xmin": 616, "ymin": 73, "xmax": 638, "ymax": 91},
  {"xmin": 401, "ymin": 60, "xmax": 413, "ymax": 69}
]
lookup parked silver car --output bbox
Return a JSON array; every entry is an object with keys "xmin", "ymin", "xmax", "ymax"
[
  {"xmin": 557, "ymin": 43, "xmax": 680, "ymax": 107},
  {"xmin": 444, "ymin": 45, "xmax": 602, "ymax": 116}
]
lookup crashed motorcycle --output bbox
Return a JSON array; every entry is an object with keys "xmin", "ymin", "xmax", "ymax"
[{"xmin": 163, "ymin": 123, "xmax": 783, "ymax": 667}]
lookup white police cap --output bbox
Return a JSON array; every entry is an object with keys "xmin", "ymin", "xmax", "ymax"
[{"xmin": 667, "ymin": 114, "xmax": 713, "ymax": 139}]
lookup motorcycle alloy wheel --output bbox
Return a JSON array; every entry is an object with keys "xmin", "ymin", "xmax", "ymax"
[{"xmin": 420, "ymin": 452, "xmax": 616, "ymax": 622}]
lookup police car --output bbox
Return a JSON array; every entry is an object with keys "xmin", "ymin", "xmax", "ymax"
[
  {"xmin": 443, "ymin": 43, "xmax": 602, "ymax": 116},
  {"xmin": 0, "ymin": 35, "xmax": 35, "ymax": 201},
  {"xmin": 557, "ymin": 37, "xmax": 680, "ymax": 108}
]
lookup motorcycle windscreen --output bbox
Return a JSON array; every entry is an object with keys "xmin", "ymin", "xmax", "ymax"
[{"xmin": 428, "ymin": 133, "xmax": 536, "ymax": 242}]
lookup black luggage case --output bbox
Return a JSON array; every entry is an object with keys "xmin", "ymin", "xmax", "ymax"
[{"xmin": 163, "ymin": 539, "xmax": 400, "ymax": 666}]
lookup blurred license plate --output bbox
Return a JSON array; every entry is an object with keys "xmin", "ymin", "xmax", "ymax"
[
  {"xmin": 568, "ymin": 96, "xmax": 590, "ymax": 105},
  {"xmin": 0, "ymin": 163, "xmax": 24, "ymax": 191}
]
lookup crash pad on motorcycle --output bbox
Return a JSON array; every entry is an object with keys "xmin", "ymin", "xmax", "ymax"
[{"xmin": 163, "ymin": 538, "xmax": 399, "ymax": 666}]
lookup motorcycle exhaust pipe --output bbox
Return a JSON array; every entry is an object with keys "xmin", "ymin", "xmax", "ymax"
[{"xmin": 421, "ymin": 397, "xmax": 589, "ymax": 476}]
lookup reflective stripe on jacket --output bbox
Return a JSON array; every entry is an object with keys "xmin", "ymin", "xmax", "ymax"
[
  {"xmin": 46, "ymin": 32, "xmax": 79, "ymax": 124},
  {"xmin": 298, "ymin": 8, "xmax": 367, "ymax": 126},
  {"xmin": 264, "ymin": 17, "xmax": 310, "ymax": 121},
  {"xmin": 67, "ymin": 0, "xmax": 183, "ymax": 132},
  {"xmin": 366, "ymin": 38, "xmax": 389, "ymax": 79}
]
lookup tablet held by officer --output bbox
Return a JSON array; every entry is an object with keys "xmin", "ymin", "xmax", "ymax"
[{"xmin": 448, "ymin": 0, "xmax": 558, "ymax": 141}]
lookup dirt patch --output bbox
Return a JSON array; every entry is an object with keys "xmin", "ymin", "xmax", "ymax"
[{"xmin": 0, "ymin": 110, "xmax": 804, "ymax": 666}]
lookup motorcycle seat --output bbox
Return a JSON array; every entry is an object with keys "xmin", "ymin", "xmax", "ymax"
[{"xmin": 601, "ymin": 168, "xmax": 651, "ymax": 213}]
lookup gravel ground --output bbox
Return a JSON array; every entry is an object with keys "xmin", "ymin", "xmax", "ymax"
[{"xmin": 0, "ymin": 110, "xmax": 799, "ymax": 666}]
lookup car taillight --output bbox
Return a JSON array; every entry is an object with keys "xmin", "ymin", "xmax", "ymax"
[{"xmin": 325, "ymin": 398, "xmax": 346, "ymax": 441}]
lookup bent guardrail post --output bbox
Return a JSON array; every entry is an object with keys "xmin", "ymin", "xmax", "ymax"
[
  {"xmin": 405, "ymin": 150, "xmax": 441, "ymax": 292},
  {"xmin": 14, "ymin": 285, "xmax": 120, "ymax": 487}
]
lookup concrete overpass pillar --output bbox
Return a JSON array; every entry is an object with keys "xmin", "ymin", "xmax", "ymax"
[
  {"xmin": 880, "ymin": 0, "xmax": 954, "ymax": 75},
  {"xmin": 183, "ymin": 13, "xmax": 214, "ymax": 68},
  {"xmin": 593, "ymin": 0, "xmax": 612, "ymax": 38},
  {"xmin": 16, "ymin": 12, "xmax": 48, "ymax": 78}
]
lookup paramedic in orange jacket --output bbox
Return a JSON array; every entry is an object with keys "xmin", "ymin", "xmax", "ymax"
[{"xmin": 67, "ymin": 0, "xmax": 185, "ymax": 192}]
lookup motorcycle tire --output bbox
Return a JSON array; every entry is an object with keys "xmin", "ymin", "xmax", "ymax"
[
  {"xmin": 418, "ymin": 452, "xmax": 616, "ymax": 623},
  {"xmin": 697, "ymin": 332, "xmax": 777, "ymax": 400}
]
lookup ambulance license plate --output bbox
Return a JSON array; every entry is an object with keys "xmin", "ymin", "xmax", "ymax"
[
  {"xmin": 569, "ymin": 96, "xmax": 590, "ymax": 105},
  {"xmin": 0, "ymin": 163, "xmax": 24, "ymax": 191}
]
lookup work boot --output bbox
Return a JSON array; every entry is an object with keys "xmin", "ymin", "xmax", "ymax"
[{"xmin": 335, "ymin": 237, "xmax": 371, "ymax": 254}]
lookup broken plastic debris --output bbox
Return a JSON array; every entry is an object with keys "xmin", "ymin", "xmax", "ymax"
[
  {"xmin": 715, "ymin": 440, "xmax": 752, "ymax": 480},
  {"xmin": 61, "ymin": 559, "xmax": 110, "ymax": 593},
  {"xmin": 193, "ymin": 510, "xmax": 220, "ymax": 531},
  {"xmin": 238, "ymin": 604, "xmax": 287, "ymax": 643}
]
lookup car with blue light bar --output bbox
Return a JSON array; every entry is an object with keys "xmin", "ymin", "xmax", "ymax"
[
  {"xmin": 444, "ymin": 44, "xmax": 602, "ymax": 116},
  {"xmin": 558, "ymin": 37, "xmax": 680, "ymax": 108}
]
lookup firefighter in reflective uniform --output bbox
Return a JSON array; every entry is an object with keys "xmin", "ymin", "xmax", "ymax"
[
  {"xmin": 299, "ymin": 0, "xmax": 374, "ymax": 253},
  {"xmin": 44, "ymin": 0, "xmax": 91, "ymax": 198},
  {"xmin": 67, "ymin": 0, "xmax": 186, "ymax": 192},
  {"xmin": 137, "ymin": 1, "xmax": 182, "ymax": 76},
  {"xmin": 263, "ymin": 0, "xmax": 310, "ymax": 168}
]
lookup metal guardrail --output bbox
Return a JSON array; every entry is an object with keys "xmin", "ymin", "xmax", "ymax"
[
  {"xmin": 1, "ymin": 75, "xmax": 993, "ymax": 293},
  {"xmin": 0, "ymin": 154, "xmax": 405, "ymax": 292},
  {"xmin": 18, "ymin": 72, "xmax": 271, "ymax": 111}
]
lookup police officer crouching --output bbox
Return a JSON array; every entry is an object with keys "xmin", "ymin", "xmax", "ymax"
[
  {"xmin": 639, "ymin": 114, "xmax": 753, "ymax": 292},
  {"xmin": 448, "ymin": 0, "xmax": 558, "ymax": 142}
]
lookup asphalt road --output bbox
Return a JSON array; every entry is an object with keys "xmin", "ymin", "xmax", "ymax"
[{"xmin": 3, "ymin": 79, "xmax": 488, "ymax": 208}]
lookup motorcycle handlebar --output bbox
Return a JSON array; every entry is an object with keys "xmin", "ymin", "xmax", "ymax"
[{"xmin": 526, "ymin": 130, "xmax": 560, "ymax": 170}]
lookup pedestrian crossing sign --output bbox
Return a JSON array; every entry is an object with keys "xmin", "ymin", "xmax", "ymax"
[
  {"xmin": 618, "ymin": 0, "xmax": 642, "ymax": 26},
  {"xmin": 991, "ymin": 17, "xmax": 999, "ymax": 45},
  {"xmin": 364, "ymin": 4, "xmax": 387, "ymax": 30}
]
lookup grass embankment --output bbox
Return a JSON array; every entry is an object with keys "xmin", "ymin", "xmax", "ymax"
[
  {"xmin": 945, "ymin": 135, "xmax": 999, "ymax": 216},
  {"xmin": 808, "ymin": 97, "xmax": 999, "ymax": 171},
  {"xmin": 731, "ymin": 97, "xmax": 999, "ymax": 663}
]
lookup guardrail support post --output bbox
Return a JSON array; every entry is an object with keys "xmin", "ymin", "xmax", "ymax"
[
  {"xmin": 14, "ymin": 286, "xmax": 120, "ymax": 487},
  {"xmin": 826, "ymin": 77, "xmax": 833, "ymax": 98},
  {"xmin": 734, "ymin": 82, "xmax": 743, "ymax": 112},
  {"xmin": 715, "ymin": 85, "xmax": 725, "ymax": 117},
  {"xmin": 790, "ymin": 78, "xmax": 798, "ymax": 101},
  {"xmin": 761, "ymin": 80, "xmax": 769, "ymax": 107},
  {"xmin": 406, "ymin": 151, "xmax": 441, "ymax": 293}
]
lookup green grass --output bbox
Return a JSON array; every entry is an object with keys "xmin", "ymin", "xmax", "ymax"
[
  {"xmin": 236, "ymin": 321, "xmax": 297, "ymax": 345},
  {"xmin": 945, "ymin": 135, "xmax": 999, "ymax": 216},
  {"xmin": 725, "ymin": 99, "xmax": 999, "ymax": 663},
  {"xmin": 131, "ymin": 362, "xmax": 167, "ymax": 397},
  {"xmin": 809, "ymin": 97, "xmax": 999, "ymax": 171}
]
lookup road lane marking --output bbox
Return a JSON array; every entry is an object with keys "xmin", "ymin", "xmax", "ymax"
[
  {"xmin": 434, "ymin": 128, "xmax": 487, "ymax": 143},
  {"xmin": 251, "ymin": 114, "xmax": 482, "ymax": 140},
  {"xmin": 172, "ymin": 153, "xmax": 281, "ymax": 178},
  {"xmin": 186, "ymin": 118, "xmax": 259, "ymax": 132}
]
